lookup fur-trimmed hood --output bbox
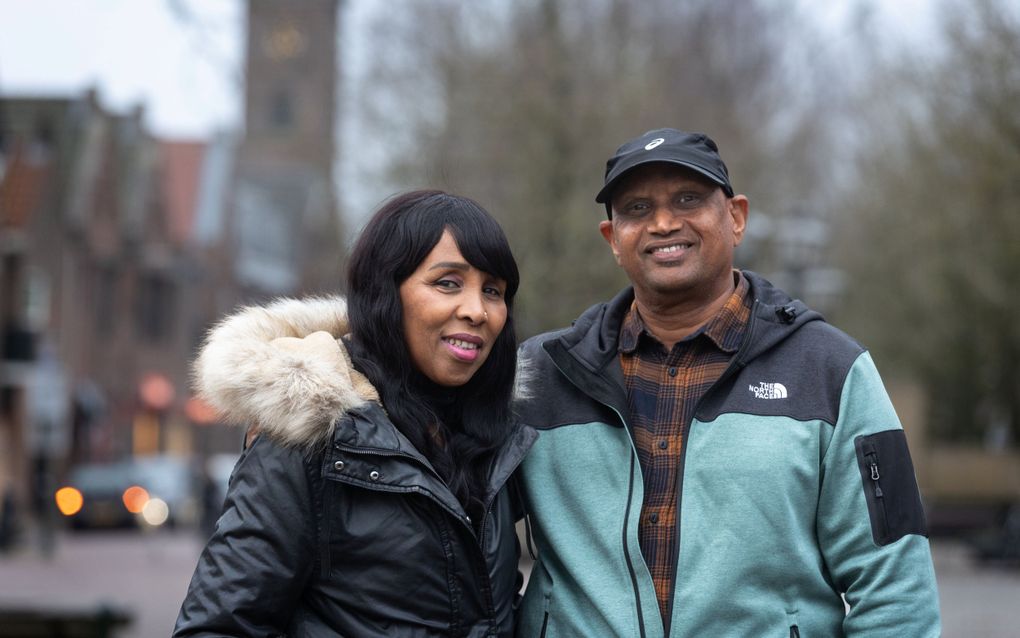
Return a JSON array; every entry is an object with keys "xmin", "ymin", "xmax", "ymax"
[{"xmin": 193, "ymin": 296, "xmax": 379, "ymax": 448}]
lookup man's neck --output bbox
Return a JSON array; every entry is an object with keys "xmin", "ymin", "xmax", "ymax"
[{"xmin": 634, "ymin": 276, "xmax": 737, "ymax": 349}]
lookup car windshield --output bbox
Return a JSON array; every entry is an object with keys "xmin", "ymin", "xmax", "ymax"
[
  {"xmin": 70, "ymin": 463, "xmax": 135, "ymax": 492},
  {"xmin": 133, "ymin": 458, "xmax": 193, "ymax": 499}
]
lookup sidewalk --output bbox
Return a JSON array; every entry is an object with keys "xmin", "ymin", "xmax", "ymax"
[{"xmin": 932, "ymin": 536, "xmax": 1020, "ymax": 636}]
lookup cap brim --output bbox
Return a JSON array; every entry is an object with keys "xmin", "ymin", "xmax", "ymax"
[{"xmin": 595, "ymin": 158, "xmax": 730, "ymax": 204}]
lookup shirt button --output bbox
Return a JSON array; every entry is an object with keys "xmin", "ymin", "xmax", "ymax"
[
  {"xmin": 658, "ymin": 440, "xmax": 668, "ymax": 450},
  {"xmin": 649, "ymin": 513, "xmax": 659, "ymax": 524},
  {"xmin": 668, "ymin": 367, "xmax": 678, "ymax": 377}
]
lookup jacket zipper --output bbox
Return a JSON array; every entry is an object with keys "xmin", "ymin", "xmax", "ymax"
[
  {"xmin": 547, "ymin": 353, "xmax": 648, "ymax": 638},
  {"xmin": 664, "ymin": 299, "xmax": 760, "ymax": 637}
]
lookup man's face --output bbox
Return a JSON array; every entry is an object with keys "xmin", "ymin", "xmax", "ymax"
[{"xmin": 599, "ymin": 163, "xmax": 748, "ymax": 306}]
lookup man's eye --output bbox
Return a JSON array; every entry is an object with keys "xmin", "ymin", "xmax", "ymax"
[{"xmin": 677, "ymin": 193, "xmax": 700, "ymax": 205}]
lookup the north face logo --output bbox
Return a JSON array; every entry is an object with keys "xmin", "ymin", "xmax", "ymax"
[{"xmin": 749, "ymin": 381, "xmax": 788, "ymax": 399}]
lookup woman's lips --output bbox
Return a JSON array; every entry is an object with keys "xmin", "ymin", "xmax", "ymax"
[{"xmin": 443, "ymin": 335, "xmax": 482, "ymax": 362}]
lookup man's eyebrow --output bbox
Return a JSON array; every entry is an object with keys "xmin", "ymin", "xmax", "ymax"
[
  {"xmin": 613, "ymin": 192, "xmax": 645, "ymax": 204},
  {"xmin": 427, "ymin": 261, "xmax": 470, "ymax": 272}
]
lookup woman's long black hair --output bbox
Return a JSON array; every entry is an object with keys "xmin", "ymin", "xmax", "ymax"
[{"xmin": 345, "ymin": 190, "xmax": 520, "ymax": 521}]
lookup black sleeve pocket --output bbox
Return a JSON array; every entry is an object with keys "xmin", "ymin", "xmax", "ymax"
[{"xmin": 854, "ymin": 430, "xmax": 928, "ymax": 546}]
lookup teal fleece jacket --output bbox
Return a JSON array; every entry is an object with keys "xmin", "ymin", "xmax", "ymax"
[{"xmin": 514, "ymin": 272, "xmax": 939, "ymax": 637}]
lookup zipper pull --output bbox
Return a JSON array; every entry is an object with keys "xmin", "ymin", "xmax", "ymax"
[{"xmin": 868, "ymin": 458, "xmax": 883, "ymax": 497}]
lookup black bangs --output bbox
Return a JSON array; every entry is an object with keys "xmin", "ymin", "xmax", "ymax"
[
  {"xmin": 440, "ymin": 198, "xmax": 520, "ymax": 300},
  {"xmin": 368, "ymin": 190, "xmax": 519, "ymax": 303}
]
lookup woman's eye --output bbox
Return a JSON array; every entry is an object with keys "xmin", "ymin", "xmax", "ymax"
[
  {"xmin": 434, "ymin": 279, "xmax": 460, "ymax": 290},
  {"xmin": 484, "ymin": 286, "xmax": 504, "ymax": 298}
]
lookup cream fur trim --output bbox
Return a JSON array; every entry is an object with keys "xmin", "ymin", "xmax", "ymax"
[{"xmin": 193, "ymin": 296, "xmax": 378, "ymax": 449}]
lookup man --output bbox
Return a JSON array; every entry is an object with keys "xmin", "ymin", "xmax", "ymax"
[{"xmin": 514, "ymin": 128, "xmax": 940, "ymax": 636}]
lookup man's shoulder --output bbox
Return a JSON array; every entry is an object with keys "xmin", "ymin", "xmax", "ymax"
[
  {"xmin": 520, "ymin": 326, "xmax": 570, "ymax": 359},
  {"xmin": 784, "ymin": 315, "xmax": 866, "ymax": 365},
  {"xmin": 519, "ymin": 288, "xmax": 633, "ymax": 357},
  {"xmin": 742, "ymin": 270, "xmax": 866, "ymax": 366}
]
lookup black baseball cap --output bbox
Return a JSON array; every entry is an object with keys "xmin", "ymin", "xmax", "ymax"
[{"xmin": 596, "ymin": 128, "xmax": 734, "ymax": 215}]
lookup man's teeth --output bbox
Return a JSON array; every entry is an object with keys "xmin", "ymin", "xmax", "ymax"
[
  {"xmin": 654, "ymin": 244, "xmax": 687, "ymax": 254},
  {"xmin": 445, "ymin": 338, "xmax": 479, "ymax": 350}
]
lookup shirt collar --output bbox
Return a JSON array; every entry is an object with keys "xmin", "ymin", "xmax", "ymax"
[{"xmin": 619, "ymin": 270, "xmax": 751, "ymax": 355}]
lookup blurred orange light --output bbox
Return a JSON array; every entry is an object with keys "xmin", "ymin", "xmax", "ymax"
[
  {"xmin": 122, "ymin": 485, "xmax": 150, "ymax": 514},
  {"xmin": 185, "ymin": 396, "xmax": 219, "ymax": 425},
  {"xmin": 140, "ymin": 373, "xmax": 175, "ymax": 411},
  {"xmin": 55, "ymin": 487, "xmax": 83, "ymax": 516}
]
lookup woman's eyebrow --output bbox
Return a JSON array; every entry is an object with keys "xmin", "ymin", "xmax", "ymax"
[{"xmin": 427, "ymin": 261, "xmax": 470, "ymax": 272}]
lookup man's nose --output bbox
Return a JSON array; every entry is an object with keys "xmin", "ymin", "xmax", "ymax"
[{"xmin": 648, "ymin": 205, "xmax": 680, "ymax": 234}]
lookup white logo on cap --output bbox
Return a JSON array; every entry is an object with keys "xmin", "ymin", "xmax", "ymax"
[{"xmin": 644, "ymin": 138, "xmax": 665, "ymax": 150}]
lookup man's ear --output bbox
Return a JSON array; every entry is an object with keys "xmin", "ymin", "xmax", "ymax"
[
  {"xmin": 599, "ymin": 219, "xmax": 622, "ymax": 265},
  {"xmin": 729, "ymin": 195, "xmax": 749, "ymax": 246}
]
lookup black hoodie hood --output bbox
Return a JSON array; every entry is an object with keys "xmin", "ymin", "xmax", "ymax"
[
  {"xmin": 515, "ymin": 271, "xmax": 860, "ymax": 429},
  {"xmin": 548, "ymin": 270, "xmax": 824, "ymax": 374}
]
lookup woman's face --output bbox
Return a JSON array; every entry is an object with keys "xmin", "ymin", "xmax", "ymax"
[{"xmin": 399, "ymin": 230, "xmax": 508, "ymax": 387}]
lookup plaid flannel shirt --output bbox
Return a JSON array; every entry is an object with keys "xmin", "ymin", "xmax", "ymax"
[{"xmin": 618, "ymin": 271, "xmax": 752, "ymax": 623}]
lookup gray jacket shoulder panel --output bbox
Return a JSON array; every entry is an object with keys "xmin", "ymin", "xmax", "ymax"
[{"xmin": 698, "ymin": 319, "xmax": 867, "ymax": 426}]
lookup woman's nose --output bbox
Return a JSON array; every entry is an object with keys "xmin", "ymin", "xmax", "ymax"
[{"xmin": 456, "ymin": 291, "xmax": 487, "ymax": 324}]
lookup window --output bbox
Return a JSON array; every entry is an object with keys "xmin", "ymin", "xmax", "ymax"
[
  {"xmin": 95, "ymin": 265, "xmax": 117, "ymax": 339},
  {"xmin": 270, "ymin": 90, "xmax": 293, "ymax": 129},
  {"xmin": 136, "ymin": 274, "xmax": 176, "ymax": 343}
]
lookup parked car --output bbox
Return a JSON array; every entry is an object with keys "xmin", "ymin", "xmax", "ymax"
[
  {"xmin": 62, "ymin": 461, "xmax": 137, "ymax": 530},
  {"xmin": 60, "ymin": 455, "xmax": 200, "ymax": 531},
  {"xmin": 132, "ymin": 455, "xmax": 201, "ymax": 529}
]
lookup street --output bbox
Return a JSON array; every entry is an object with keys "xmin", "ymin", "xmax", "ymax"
[
  {"xmin": 0, "ymin": 529, "xmax": 202, "ymax": 637},
  {"xmin": 0, "ymin": 530, "xmax": 1017, "ymax": 637}
]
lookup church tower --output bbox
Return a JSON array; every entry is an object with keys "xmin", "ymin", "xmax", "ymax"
[
  {"xmin": 230, "ymin": 0, "xmax": 342, "ymax": 297},
  {"xmin": 243, "ymin": 0, "xmax": 336, "ymax": 169}
]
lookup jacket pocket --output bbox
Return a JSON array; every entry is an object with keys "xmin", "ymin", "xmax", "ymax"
[
  {"xmin": 786, "ymin": 609, "xmax": 800, "ymax": 638},
  {"xmin": 524, "ymin": 563, "xmax": 553, "ymax": 638},
  {"xmin": 854, "ymin": 430, "xmax": 928, "ymax": 546}
]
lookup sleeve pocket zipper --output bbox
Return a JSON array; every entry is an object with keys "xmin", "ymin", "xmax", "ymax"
[
  {"xmin": 854, "ymin": 430, "xmax": 929, "ymax": 546},
  {"xmin": 864, "ymin": 448, "xmax": 889, "ymax": 534}
]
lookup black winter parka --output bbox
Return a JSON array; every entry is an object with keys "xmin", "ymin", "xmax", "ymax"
[{"xmin": 173, "ymin": 297, "xmax": 536, "ymax": 637}]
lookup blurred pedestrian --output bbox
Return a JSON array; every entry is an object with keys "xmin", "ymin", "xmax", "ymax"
[
  {"xmin": 514, "ymin": 128, "xmax": 940, "ymax": 636},
  {"xmin": 174, "ymin": 190, "xmax": 533, "ymax": 637}
]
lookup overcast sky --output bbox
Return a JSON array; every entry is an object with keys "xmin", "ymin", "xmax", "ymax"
[
  {"xmin": 0, "ymin": 0, "xmax": 954, "ymax": 138},
  {"xmin": 0, "ymin": 0, "xmax": 977, "ymax": 221}
]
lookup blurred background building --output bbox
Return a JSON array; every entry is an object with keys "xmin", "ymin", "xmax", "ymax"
[{"xmin": 0, "ymin": 0, "xmax": 343, "ymax": 550}]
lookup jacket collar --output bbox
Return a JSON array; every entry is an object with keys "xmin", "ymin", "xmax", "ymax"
[
  {"xmin": 331, "ymin": 401, "xmax": 536, "ymax": 520},
  {"xmin": 542, "ymin": 271, "xmax": 823, "ymax": 401},
  {"xmin": 618, "ymin": 271, "xmax": 752, "ymax": 355}
]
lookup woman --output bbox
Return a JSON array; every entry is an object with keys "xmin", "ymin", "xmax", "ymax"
[{"xmin": 174, "ymin": 190, "xmax": 535, "ymax": 637}]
